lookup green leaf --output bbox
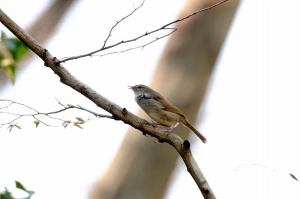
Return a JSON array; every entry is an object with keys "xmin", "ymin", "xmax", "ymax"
[
  {"xmin": 74, "ymin": 123, "xmax": 83, "ymax": 129},
  {"xmin": 0, "ymin": 31, "xmax": 28, "ymax": 83},
  {"xmin": 15, "ymin": 181, "xmax": 35, "ymax": 199},
  {"xmin": 62, "ymin": 121, "xmax": 70, "ymax": 128},
  {"xmin": 33, "ymin": 121, "xmax": 40, "ymax": 128},
  {"xmin": 62, "ymin": 120, "xmax": 71, "ymax": 128},
  {"xmin": 3, "ymin": 38, "xmax": 28, "ymax": 61},
  {"xmin": 76, "ymin": 117, "xmax": 84, "ymax": 122},
  {"xmin": 15, "ymin": 181, "xmax": 26, "ymax": 190},
  {"xmin": 4, "ymin": 64, "xmax": 16, "ymax": 83},
  {"xmin": 0, "ymin": 187, "xmax": 14, "ymax": 199}
]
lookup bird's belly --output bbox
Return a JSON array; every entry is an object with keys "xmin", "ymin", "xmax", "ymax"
[
  {"xmin": 148, "ymin": 111, "xmax": 179, "ymax": 127},
  {"xmin": 137, "ymin": 98, "xmax": 179, "ymax": 126}
]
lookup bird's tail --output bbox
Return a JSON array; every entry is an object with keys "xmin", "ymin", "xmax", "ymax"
[{"xmin": 184, "ymin": 120, "xmax": 207, "ymax": 143}]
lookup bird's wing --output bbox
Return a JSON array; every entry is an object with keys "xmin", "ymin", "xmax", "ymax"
[{"xmin": 153, "ymin": 95, "xmax": 185, "ymax": 118}]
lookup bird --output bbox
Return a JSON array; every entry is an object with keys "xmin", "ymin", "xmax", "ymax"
[{"xmin": 129, "ymin": 84, "xmax": 207, "ymax": 143}]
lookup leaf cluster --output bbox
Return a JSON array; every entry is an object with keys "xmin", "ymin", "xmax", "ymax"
[
  {"xmin": 0, "ymin": 31, "xmax": 28, "ymax": 83},
  {"xmin": 0, "ymin": 181, "xmax": 34, "ymax": 199}
]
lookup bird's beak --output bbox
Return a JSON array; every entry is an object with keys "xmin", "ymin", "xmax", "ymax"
[{"xmin": 128, "ymin": 86, "xmax": 133, "ymax": 90}]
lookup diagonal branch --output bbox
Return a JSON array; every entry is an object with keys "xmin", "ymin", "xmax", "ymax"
[
  {"xmin": 0, "ymin": 6, "xmax": 223, "ymax": 198},
  {"xmin": 57, "ymin": 0, "xmax": 227, "ymax": 64}
]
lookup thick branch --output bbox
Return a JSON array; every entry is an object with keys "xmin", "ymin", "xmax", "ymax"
[{"xmin": 0, "ymin": 8, "xmax": 216, "ymax": 198}]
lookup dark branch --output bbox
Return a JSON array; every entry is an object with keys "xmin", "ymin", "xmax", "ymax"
[
  {"xmin": 101, "ymin": 0, "xmax": 145, "ymax": 49},
  {"xmin": 94, "ymin": 28, "xmax": 177, "ymax": 57},
  {"xmin": 57, "ymin": 0, "xmax": 227, "ymax": 63}
]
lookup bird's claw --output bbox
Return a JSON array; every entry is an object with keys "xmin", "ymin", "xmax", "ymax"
[{"xmin": 165, "ymin": 128, "xmax": 174, "ymax": 136}]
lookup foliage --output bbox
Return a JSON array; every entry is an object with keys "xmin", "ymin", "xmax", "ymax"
[
  {"xmin": 0, "ymin": 31, "xmax": 28, "ymax": 83},
  {"xmin": 0, "ymin": 181, "xmax": 34, "ymax": 199}
]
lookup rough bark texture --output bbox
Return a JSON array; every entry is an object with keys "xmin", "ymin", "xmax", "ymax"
[
  {"xmin": 89, "ymin": 0, "xmax": 240, "ymax": 199},
  {"xmin": 0, "ymin": 0, "xmax": 76, "ymax": 88}
]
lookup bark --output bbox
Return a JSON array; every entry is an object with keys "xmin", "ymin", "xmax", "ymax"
[{"xmin": 89, "ymin": 0, "xmax": 240, "ymax": 199}]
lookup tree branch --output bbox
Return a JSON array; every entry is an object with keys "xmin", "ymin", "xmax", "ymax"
[
  {"xmin": 101, "ymin": 0, "xmax": 145, "ymax": 49},
  {"xmin": 0, "ymin": 99, "xmax": 96, "ymax": 128},
  {"xmin": 235, "ymin": 163, "xmax": 300, "ymax": 182},
  {"xmin": 0, "ymin": 5, "xmax": 221, "ymax": 198},
  {"xmin": 94, "ymin": 28, "xmax": 177, "ymax": 57},
  {"xmin": 57, "ymin": 0, "xmax": 228, "ymax": 63}
]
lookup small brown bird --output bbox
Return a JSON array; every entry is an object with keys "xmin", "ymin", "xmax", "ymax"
[{"xmin": 129, "ymin": 84, "xmax": 207, "ymax": 143}]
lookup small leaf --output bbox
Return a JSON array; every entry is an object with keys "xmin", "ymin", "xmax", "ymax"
[
  {"xmin": 76, "ymin": 117, "xmax": 84, "ymax": 122},
  {"xmin": 15, "ymin": 181, "xmax": 26, "ymax": 190},
  {"xmin": 1, "ymin": 187, "xmax": 14, "ymax": 199},
  {"xmin": 62, "ymin": 120, "xmax": 71, "ymax": 128},
  {"xmin": 7, "ymin": 125, "xmax": 13, "ymax": 133},
  {"xmin": 74, "ymin": 123, "xmax": 83, "ymax": 129},
  {"xmin": 15, "ymin": 124, "xmax": 21, "ymax": 129},
  {"xmin": 15, "ymin": 181, "xmax": 35, "ymax": 199},
  {"xmin": 3, "ymin": 64, "xmax": 16, "ymax": 83},
  {"xmin": 4, "ymin": 38, "xmax": 28, "ymax": 61},
  {"xmin": 0, "ymin": 32, "xmax": 28, "ymax": 84},
  {"xmin": 33, "ymin": 121, "xmax": 40, "ymax": 128},
  {"xmin": 290, "ymin": 173, "xmax": 298, "ymax": 181}
]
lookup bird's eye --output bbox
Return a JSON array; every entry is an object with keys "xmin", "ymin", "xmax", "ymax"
[{"xmin": 138, "ymin": 86, "xmax": 142, "ymax": 89}]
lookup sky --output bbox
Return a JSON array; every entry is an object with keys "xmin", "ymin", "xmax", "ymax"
[{"xmin": 1, "ymin": 0, "xmax": 300, "ymax": 199}]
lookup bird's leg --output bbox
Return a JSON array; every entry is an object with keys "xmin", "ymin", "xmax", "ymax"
[
  {"xmin": 150, "ymin": 120, "xmax": 161, "ymax": 127},
  {"xmin": 165, "ymin": 122, "xmax": 179, "ymax": 135}
]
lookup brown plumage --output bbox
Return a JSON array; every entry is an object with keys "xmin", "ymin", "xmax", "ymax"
[{"xmin": 129, "ymin": 84, "xmax": 207, "ymax": 143}]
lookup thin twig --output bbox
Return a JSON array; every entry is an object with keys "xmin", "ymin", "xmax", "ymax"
[
  {"xmin": 101, "ymin": 0, "xmax": 145, "ymax": 49},
  {"xmin": 95, "ymin": 28, "xmax": 177, "ymax": 57},
  {"xmin": 0, "ymin": 99, "xmax": 113, "ymax": 128},
  {"xmin": 57, "ymin": 0, "xmax": 227, "ymax": 63},
  {"xmin": 235, "ymin": 163, "xmax": 299, "ymax": 182}
]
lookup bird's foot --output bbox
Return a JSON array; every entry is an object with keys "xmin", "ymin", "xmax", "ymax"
[
  {"xmin": 150, "ymin": 120, "xmax": 167, "ymax": 127},
  {"xmin": 165, "ymin": 123, "xmax": 179, "ymax": 136},
  {"xmin": 165, "ymin": 128, "xmax": 173, "ymax": 135},
  {"xmin": 150, "ymin": 120, "xmax": 160, "ymax": 127}
]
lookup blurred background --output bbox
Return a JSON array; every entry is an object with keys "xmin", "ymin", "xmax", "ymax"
[{"xmin": 1, "ymin": 0, "xmax": 300, "ymax": 198}]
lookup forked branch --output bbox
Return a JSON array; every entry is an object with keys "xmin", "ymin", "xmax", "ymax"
[
  {"xmin": 57, "ymin": 0, "xmax": 227, "ymax": 63},
  {"xmin": 0, "ymin": 99, "xmax": 98, "ymax": 128}
]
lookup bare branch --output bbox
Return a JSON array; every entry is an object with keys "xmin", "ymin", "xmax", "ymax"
[
  {"xmin": 0, "ymin": 101, "xmax": 14, "ymax": 109},
  {"xmin": 57, "ymin": 0, "xmax": 227, "ymax": 64},
  {"xmin": 0, "ymin": 7, "xmax": 219, "ymax": 198},
  {"xmin": 235, "ymin": 164, "xmax": 300, "ymax": 182},
  {"xmin": 95, "ymin": 28, "xmax": 177, "ymax": 57},
  {"xmin": 101, "ymin": 0, "xmax": 145, "ymax": 49},
  {"xmin": 0, "ymin": 99, "xmax": 39, "ymax": 113},
  {"xmin": 0, "ymin": 99, "xmax": 110, "ymax": 128}
]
